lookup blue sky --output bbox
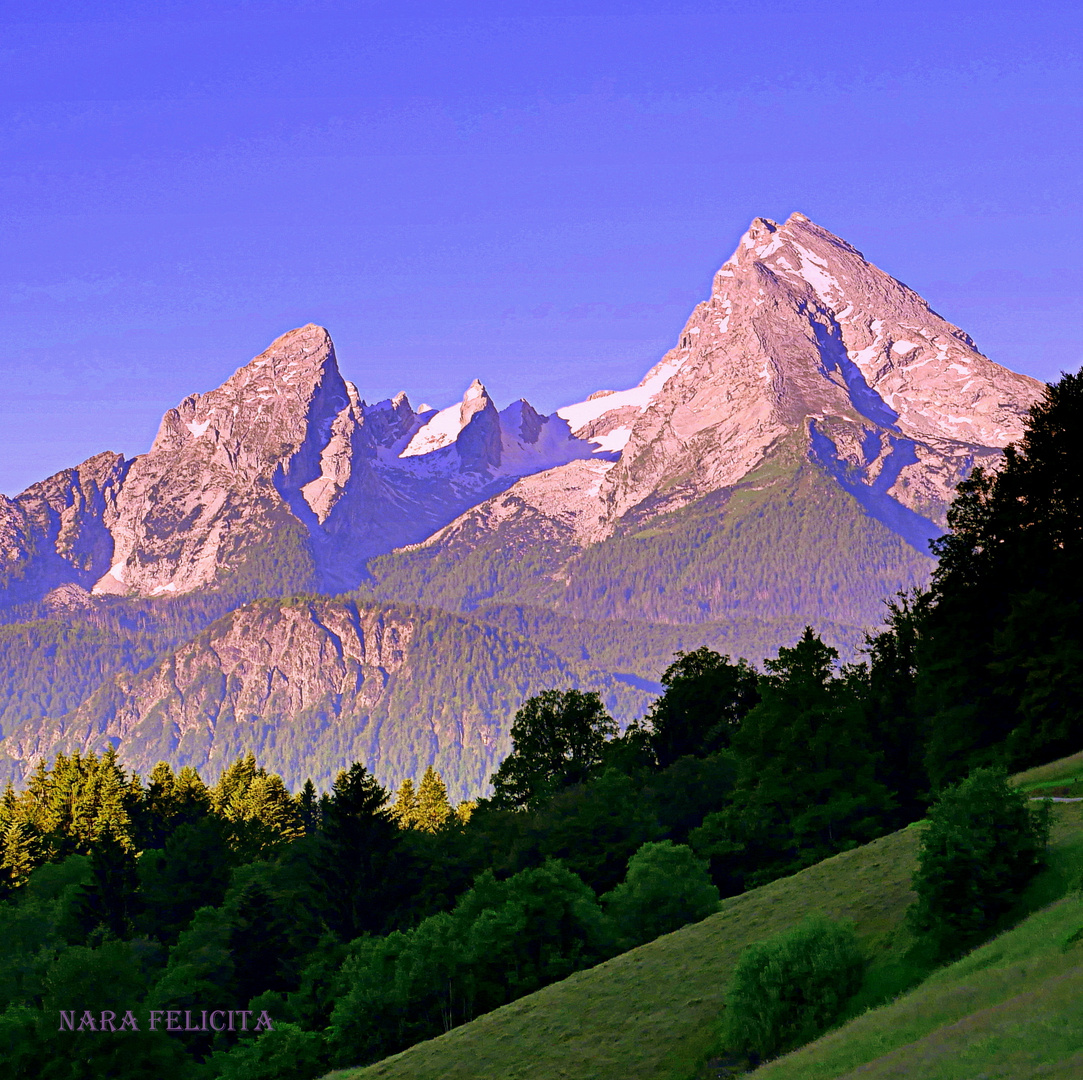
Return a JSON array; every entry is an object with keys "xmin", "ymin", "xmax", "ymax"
[{"xmin": 2, "ymin": 0, "xmax": 1081, "ymax": 494}]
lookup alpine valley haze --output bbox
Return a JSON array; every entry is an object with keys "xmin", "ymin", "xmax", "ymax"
[{"xmin": 0, "ymin": 214, "xmax": 1043, "ymax": 797}]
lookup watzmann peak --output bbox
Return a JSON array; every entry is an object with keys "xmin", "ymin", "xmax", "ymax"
[{"xmin": 0, "ymin": 214, "xmax": 1051, "ymax": 802}]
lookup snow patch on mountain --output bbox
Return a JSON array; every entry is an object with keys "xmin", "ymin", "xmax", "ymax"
[
  {"xmin": 554, "ymin": 355, "xmax": 688, "ymax": 454},
  {"xmin": 401, "ymin": 401, "xmax": 471, "ymax": 457}
]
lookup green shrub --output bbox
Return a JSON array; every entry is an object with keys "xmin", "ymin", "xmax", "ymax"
[
  {"xmin": 722, "ymin": 916, "xmax": 864, "ymax": 1062},
  {"xmin": 210, "ymin": 1022, "xmax": 325, "ymax": 1080},
  {"xmin": 601, "ymin": 840, "xmax": 719, "ymax": 947},
  {"xmin": 907, "ymin": 766, "xmax": 1050, "ymax": 958}
]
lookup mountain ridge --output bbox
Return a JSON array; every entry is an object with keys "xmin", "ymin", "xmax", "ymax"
[
  {"xmin": 0, "ymin": 213, "xmax": 1047, "ymax": 795},
  {"xmin": 0, "ymin": 595, "xmax": 654, "ymax": 799}
]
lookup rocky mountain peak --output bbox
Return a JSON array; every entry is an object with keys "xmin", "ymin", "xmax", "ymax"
[
  {"xmin": 150, "ymin": 323, "xmax": 347, "ymax": 457},
  {"xmin": 91, "ymin": 325, "xmax": 357, "ymax": 597},
  {"xmin": 361, "ymin": 391, "xmax": 420, "ymax": 450},
  {"xmin": 460, "ymin": 378, "xmax": 495, "ymax": 423},
  {"xmin": 595, "ymin": 212, "xmax": 1043, "ymax": 527},
  {"xmin": 455, "ymin": 381, "xmax": 502, "ymax": 472},
  {"xmin": 0, "ymin": 218, "xmax": 1047, "ymax": 612}
]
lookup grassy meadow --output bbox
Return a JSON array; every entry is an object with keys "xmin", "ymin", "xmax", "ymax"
[
  {"xmin": 327, "ymin": 759, "xmax": 1083, "ymax": 1080},
  {"xmin": 329, "ymin": 821, "xmax": 924, "ymax": 1080},
  {"xmin": 756, "ymin": 804, "xmax": 1083, "ymax": 1079},
  {"xmin": 1013, "ymin": 750, "xmax": 1083, "ymax": 798}
]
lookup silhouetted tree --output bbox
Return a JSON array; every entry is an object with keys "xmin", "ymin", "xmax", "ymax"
[
  {"xmin": 317, "ymin": 764, "xmax": 400, "ymax": 939},
  {"xmin": 491, "ymin": 690, "xmax": 617, "ymax": 810},
  {"xmin": 646, "ymin": 648, "xmax": 759, "ymax": 768}
]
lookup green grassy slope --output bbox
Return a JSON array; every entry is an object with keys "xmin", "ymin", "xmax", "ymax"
[
  {"xmin": 1013, "ymin": 750, "xmax": 1083, "ymax": 797},
  {"xmin": 755, "ymin": 803, "xmax": 1083, "ymax": 1080},
  {"xmin": 328, "ymin": 824, "xmax": 924, "ymax": 1080},
  {"xmin": 328, "ymin": 765, "xmax": 1083, "ymax": 1080}
]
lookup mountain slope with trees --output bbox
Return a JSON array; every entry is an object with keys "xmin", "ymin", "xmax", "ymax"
[{"xmin": 0, "ymin": 599, "xmax": 653, "ymax": 800}]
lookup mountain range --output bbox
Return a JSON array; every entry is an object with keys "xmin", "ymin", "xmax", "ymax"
[{"xmin": 0, "ymin": 214, "xmax": 1044, "ymax": 798}]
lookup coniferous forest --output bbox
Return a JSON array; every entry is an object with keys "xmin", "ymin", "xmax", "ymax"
[{"xmin": 1, "ymin": 372, "xmax": 1081, "ymax": 1079}]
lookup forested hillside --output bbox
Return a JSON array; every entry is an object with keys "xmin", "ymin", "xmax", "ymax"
[
  {"xmin": 0, "ymin": 599, "xmax": 654, "ymax": 800},
  {"xmin": 366, "ymin": 431, "xmax": 934, "ymax": 660}
]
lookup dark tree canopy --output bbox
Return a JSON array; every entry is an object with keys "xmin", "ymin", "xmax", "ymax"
[
  {"xmin": 692, "ymin": 629, "xmax": 894, "ymax": 888},
  {"xmin": 914, "ymin": 370, "xmax": 1083, "ymax": 785},
  {"xmin": 490, "ymin": 690, "xmax": 618, "ymax": 810},
  {"xmin": 645, "ymin": 647, "xmax": 759, "ymax": 768}
]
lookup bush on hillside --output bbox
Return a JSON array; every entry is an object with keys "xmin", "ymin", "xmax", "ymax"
[
  {"xmin": 210, "ymin": 1023, "xmax": 326, "ymax": 1080},
  {"xmin": 601, "ymin": 840, "xmax": 719, "ymax": 948},
  {"xmin": 722, "ymin": 916, "xmax": 864, "ymax": 1062},
  {"xmin": 907, "ymin": 766, "xmax": 1050, "ymax": 958}
]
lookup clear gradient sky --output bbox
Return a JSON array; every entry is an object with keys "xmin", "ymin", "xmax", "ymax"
[{"xmin": 2, "ymin": 0, "xmax": 1081, "ymax": 494}]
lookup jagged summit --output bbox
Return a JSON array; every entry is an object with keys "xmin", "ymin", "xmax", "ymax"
[
  {"xmin": 150, "ymin": 323, "xmax": 347, "ymax": 455},
  {"xmin": 585, "ymin": 211, "xmax": 1042, "ymax": 527},
  {"xmin": 0, "ymin": 326, "xmax": 608, "ymax": 602},
  {"xmin": 392, "ymin": 213, "xmax": 1044, "ymax": 602},
  {"xmin": 401, "ymin": 378, "xmax": 497, "ymax": 458},
  {"xmin": 0, "ymin": 216, "xmax": 1045, "ymax": 610}
]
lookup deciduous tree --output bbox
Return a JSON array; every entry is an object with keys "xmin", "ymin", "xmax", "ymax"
[{"xmin": 490, "ymin": 690, "xmax": 617, "ymax": 810}]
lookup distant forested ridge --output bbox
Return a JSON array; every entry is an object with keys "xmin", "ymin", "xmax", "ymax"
[{"xmin": 0, "ymin": 598, "xmax": 653, "ymax": 801}]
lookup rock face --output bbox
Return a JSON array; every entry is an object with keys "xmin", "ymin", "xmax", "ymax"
[
  {"xmin": 91, "ymin": 325, "xmax": 344, "ymax": 598},
  {"xmin": 2, "ymin": 597, "xmax": 653, "ymax": 800},
  {"xmin": 0, "ymin": 452, "xmax": 129, "ymax": 606},
  {"xmin": 362, "ymin": 214, "xmax": 1045, "ymax": 651},
  {"xmin": 595, "ymin": 212, "xmax": 1040, "ymax": 532}
]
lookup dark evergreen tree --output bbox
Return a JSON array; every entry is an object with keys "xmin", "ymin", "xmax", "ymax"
[
  {"xmin": 858, "ymin": 591, "xmax": 931, "ymax": 825},
  {"xmin": 316, "ymin": 764, "xmax": 401, "ymax": 939},
  {"xmin": 136, "ymin": 816, "xmax": 235, "ymax": 944},
  {"xmin": 72, "ymin": 824, "xmax": 139, "ymax": 941},
  {"xmin": 296, "ymin": 780, "xmax": 322, "ymax": 835},
  {"xmin": 223, "ymin": 872, "xmax": 301, "ymax": 1004}
]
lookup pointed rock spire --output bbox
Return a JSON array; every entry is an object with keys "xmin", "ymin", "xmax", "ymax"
[
  {"xmin": 455, "ymin": 380, "xmax": 502, "ymax": 472},
  {"xmin": 91, "ymin": 325, "xmax": 352, "ymax": 597}
]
